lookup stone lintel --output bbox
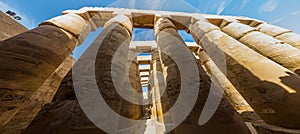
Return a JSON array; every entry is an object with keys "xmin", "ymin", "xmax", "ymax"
[{"xmin": 62, "ymin": 7, "xmax": 256, "ymax": 31}]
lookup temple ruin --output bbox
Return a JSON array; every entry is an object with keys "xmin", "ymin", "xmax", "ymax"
[{"xmin": 1, "ymin": 7, "xmax": 300, "ymax": 134}]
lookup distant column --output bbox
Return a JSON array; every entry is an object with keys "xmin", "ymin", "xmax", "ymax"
[
  {"xmin": 151, "ymin": 50, "xmax": 165, "ymax": 122},
  {"xmin": 118, "ymin": 49, "xmax": 142, "ymax": 134}
]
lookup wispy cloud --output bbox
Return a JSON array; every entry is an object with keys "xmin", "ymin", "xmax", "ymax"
[
  {"xmin": 259, "ymin": 0, "xmax": 278, "ymax": 13},
  {"xmin": 239, "ymin": 0, "xmax": 249, "ymax": 10},
  {"xmin": 216, "ymin": 0, "xmax": 232, "ymax": 15},
  {"xmin": 0, "ymin": 1, "xmax": 35, "ymax": 29},
  {"xmin": 270, "ymin": 17, "xmax": 284, "ymax": 24},
  {"xmin": 291, "ymin": 10, "xmax": 300, "ymax": 16}
]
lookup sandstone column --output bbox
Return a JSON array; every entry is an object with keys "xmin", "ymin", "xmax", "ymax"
[
  {"xmin": 195, "ymin": 46, "xmax": 253, "ymax": 113},
  {"xmin": 155, "ymin": 17, "xmax": 250, "ymax": 133},
  {"xmin": 0, "ymin": 13, "xmax": 90, "ymax": 128},
  {"xmin": 220, "ymin": 21, "xmax": 300, "ymax": 75},
  {"xmin": 0, "ymin": 10, "xmax": 28, "ymax": 41},
  {"xmin": 255, "ymin": 23, "xmax": 300, "ymax": 50},
  {"xmin": 118, "ymin": 49, "xmax": 143, "ymax": 134},
  {"xmin": 150, "ymin": 89, "xmax": 158, "ymax": 119},
  {"xmin": 151, "ymin": 50, "xmax": 169, "ymax": 124},
  {"xmin": 23, "ymin": 14, "xmax": 133, "ymax": 134},
  {"xmin": 0, "ymin": 56, "xmax": 75, "ymax": 133},
  {"xmin": 94, "ymin": 14, "xmax": 133, "ymax": 133},
  {"xmin": 189, "ymin": 18, "xmax": 300, "ymax": 129}
]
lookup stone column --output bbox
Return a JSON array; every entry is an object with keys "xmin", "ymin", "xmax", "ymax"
[
  {"xmin": 0, "ymin": 56, "xmax": 75, "ymax": 133},
  {"xmin": 23, "ymin": 14, "xmax": 133, "ymax": 134},
  {"xmin": 195, "ymin": 46, "xmax": 253, "ymax": 113},
  {"xmin": 151, "ymin": 50, "xmax": 169, "ymax": 124},
  {"xmin": 0, "ymin": 10, "xmax": 28, "ymax": 41},
  {"xmin": 151, "ymin": 49, "xmax": 176, "ymax": 133},
  {"xmin": 0, "ymin": 13, "xmax": 90, "ymax": 128},
  {"xmin": 118, "ymin": 49, "xmax": 142, "ymax": 134},
  {"xmin": 189, "ymin": 19, "xmax": 300, "ymax": 129},
  {"xmin": 155, "ymin": 17, "xmax": 250, "ymax": 133},
  {"xmin": 255, "ymin": 23, "xmax": 300, "ymax": 50},
  {"xmin": 221, "ymin": 21, "xmax": 300, "ymax": 75},
  {"xmin": 94, "ymin": 14, "xmax": 133, "ymax": 133},
  {"xmin": 149, "ymin": 77, "xmax": 158, "ymax": 120}
]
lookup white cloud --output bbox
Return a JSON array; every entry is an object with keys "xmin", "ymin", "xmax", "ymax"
[
  {"xmin": 291, "ymin": 10, "xmax": 300, "ymax": 16},
  {"xmin": 240, "ymin": 0, "xmax": 249, "ymax": 10},
  {"xmin": 0, "ymin": 1, "xmax": 35, "ymax": 29},
  {"xmin": 270, "ymin": 17, "xmax": 284, "ymax": 24},
  {"xmin": 216, "ymin": 0, "xmax": 232, "ymax": 15},
  {"xmin": 259, "ymin": 0, "xmax": 278, "ymax": 13}
]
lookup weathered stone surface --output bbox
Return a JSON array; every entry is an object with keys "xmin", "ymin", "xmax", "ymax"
[
  {"xmin": 222, "ymin": 22, "xmax": 257, "ymax": 39},
  {"xmin": 0, "ymin": 25, "xmax": 78, "ymax": 130},
  {"xmin": 0, "ymin": 56, "xmax": 74, "ymax": 133},
  {"xmin": 189, "ymin": 20, "xmax": 220, "ymax": 44},
  {"xmin": 155, "ymin": 18, "xmax": 250, "ymax": 134},
  {"xmin": 150, "ymin": 50, "xmax": 172, "ymax": 125},
  {"xmin": 0, "ymin": 25, "xmax": 77, "ymax": 90},
  {"xmin": 239, "ymin": 31, "xmax": 300, "ymax": 74},
  {"xmin": 132, "ymin": 12, "xmax": 154, "ymax": 29},
  {"xmin": 254, "ymin": 23, "xmax": 300, "ymax": 50},
  {"xmin": 40, "ymin": 13, "xmax": 91, "ymax": 44},
  {"xmin": 252, "ymin": 120, "xmax": 300, "ymax": 134},
  {"xmin": 276, "ymin": 33, "xmax": 300, "ymax": 50},
  {"xmin": 191, "ymin": 20, "xmax": 300, "ymax": 128},
  {"xmin": 195, "ymin": 48, "xmax": 253, "ymax": 113},
  {"xmin": 95, "ymin": 23, "xmax": 131, "ymax": 115},
  {"xmin": 118, "ymin": 49, "xmax": 143, "ymax": 134},
  {"xmin": 24, "ymin": 15, "xmax": 133, "ymax": 134},
  {"xmin": 257, "ymin": 23, "xmax": 291, "ymax": 37},
  {"xmin": 222, "ymin": 22, "xmax": 300, "ymax": 75},
  {"xmin": 23, "ymin": 71, "xmax": 106, "ymax": 134},
  {"xmin": 104, "ymin": 14, "xmax": 133, "ymax": 34},
  {"xmin": 2, "ymin": 7, "xmax": 300, "ymax": 133},
  {"xmin": 0, "ymin": 11, "xmax": 28, "ymax": 41}
]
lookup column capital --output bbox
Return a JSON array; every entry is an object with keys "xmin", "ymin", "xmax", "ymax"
[
  {"xmin": 154, "ymin": 17, "xmax": 176, "ymax": 36},
  {"xmin": 40, "ymin": 13, "xmax": 91, "ymax": 45},
  {"xmin": 104, "ymin": 14, "xmax": 133, "ymax": 34}
]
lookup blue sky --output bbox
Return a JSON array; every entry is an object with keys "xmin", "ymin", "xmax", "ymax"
[{"xmin": 1, "ymin": 0, "xmax": 300, "ymax": 59}]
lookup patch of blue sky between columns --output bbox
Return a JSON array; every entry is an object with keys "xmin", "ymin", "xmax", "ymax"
[{"xmin": 142, "ymin": 86, "xmax": 148, "ymax": 93}]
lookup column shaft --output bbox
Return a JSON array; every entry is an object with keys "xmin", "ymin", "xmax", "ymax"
[
  {"xmin": 151, "ymin": 50, "xmax": 170, "ymax": 124},
  {"xmin": 221, "ymin": 22, "xmax": 300, "ymax": 74},
  {"xmin": 0, "ymin": 13, "xmax": 90, "ymax": 128},
  {"xmin": 118, "ymin": 50, "xmax": 142, "ymax": 134},
  {"xmin": 196, "ymin": 48, "xmax": 253, "ymax": 113},
  {"xmin": 156, "ymin": 17, "xmax": 250, "ymax": 133},
  {"xmin": 0, "ymin": 26, "xmax": 75, "ymax": 128},
  {"xmin": 0, "ymin": 56, "xmax": 74, "ymax": 133},
  {"xmin": 22, "ymin": 14, "xmax": 133, "ymax": 134},
  {"xmin": 256, "ymin": 23, "xmax": 300, "ymax": 49},
  {"xmin": 95, "ymin": 15, "xmax": 132, "ymax": 132},
  {"xmin": 190, "ymin": 19, "xmax": 300, "ymax": 128}
]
